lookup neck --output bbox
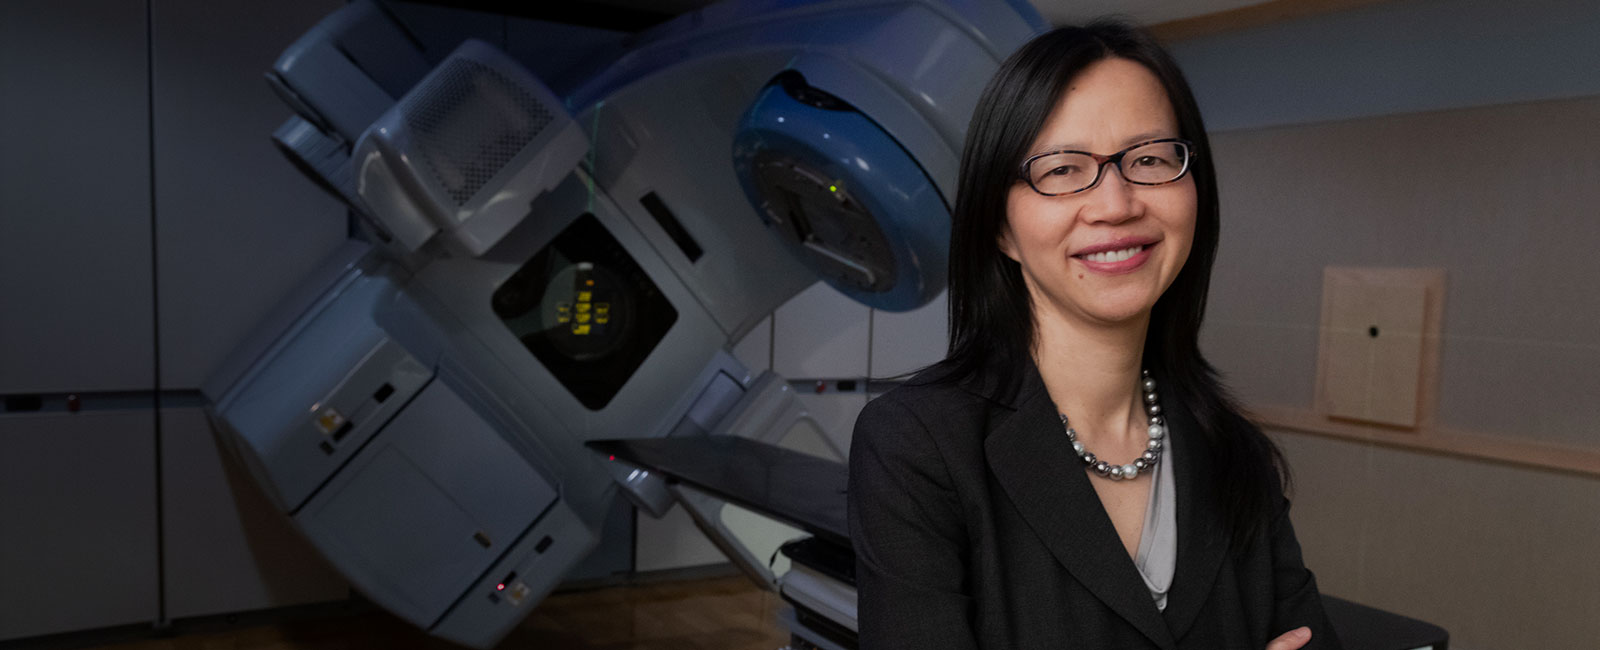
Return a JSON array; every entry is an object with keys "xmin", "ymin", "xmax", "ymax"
[{"xmin": 1032, "ymin": 307, "xmax": 1151, "ymax": 446}]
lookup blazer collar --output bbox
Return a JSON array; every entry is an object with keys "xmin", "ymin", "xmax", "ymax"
[
  {"xmin": 948, "ymin": 353, "xmax": 1034, "ymax": 409},
  {"xmin": 983, "ymin": 360, "xmax": 1229, "ymax": 649},
  {"xmin": 1160, "ymin": 389, "xmax": 1230, "ymax": 640}
]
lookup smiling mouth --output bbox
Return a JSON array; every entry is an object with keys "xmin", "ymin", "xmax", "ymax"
[{"xmin": 1075, "ymin": 244, "xmax": 1148, "ymax": 264}]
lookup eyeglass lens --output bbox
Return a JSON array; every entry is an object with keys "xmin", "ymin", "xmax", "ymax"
[{"xmin": 1027, "ymin": 141, "xmax": 1190, "ymax": 195}]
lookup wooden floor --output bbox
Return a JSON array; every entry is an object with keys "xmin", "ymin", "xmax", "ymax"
[{"xmin": 72, "ymin": 576, "xmax": 791, "ymax": 650}]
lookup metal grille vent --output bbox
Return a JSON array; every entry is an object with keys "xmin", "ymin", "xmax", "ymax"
[{"xmin": 403, "ymin": 59, "xmax": 552, "ymax": 206}]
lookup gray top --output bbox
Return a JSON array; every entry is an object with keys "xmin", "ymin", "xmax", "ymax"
[{"xmin": 1134, "ymin": 428, "xmax": 1178, "ymax": 611}]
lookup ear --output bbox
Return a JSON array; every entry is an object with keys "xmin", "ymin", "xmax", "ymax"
[{"xmin": 997, "ymin": 224, "xmax": 1021, "ymax": 263}]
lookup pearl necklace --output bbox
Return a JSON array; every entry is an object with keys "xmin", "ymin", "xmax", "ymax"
[{"xmin": 1060, "ymin": 370, "xmax": 1166, "ymax": 481}]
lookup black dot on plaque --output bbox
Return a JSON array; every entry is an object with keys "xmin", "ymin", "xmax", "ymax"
[{"xmin": 1368, "ymin": 326, "xmax": 1380, "ymax": 338}]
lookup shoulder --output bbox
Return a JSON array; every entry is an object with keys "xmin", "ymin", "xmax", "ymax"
[
  {"xmin": 848, "ymin": 371, "xmax": 997, "ymax": 522},
  {"xmin": 861, "ymin": 365, "xmax": 998, "ymax": 430},
  {"xmin": 852, "ymin": 365, "xmax": 1009, "ymax": 465}
]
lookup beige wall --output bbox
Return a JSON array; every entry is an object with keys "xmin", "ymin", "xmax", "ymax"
[
  {"xmin": 1269, "ymin": 431, "xmax": 1600, "ymax": 649},
  {"xmin": 1204, "ymin": 95, "xmax": 1600, "ymax": 447},
  {"xmin": 1201, "ymin": 95, "xmax": 1600, "ymax": 649}
]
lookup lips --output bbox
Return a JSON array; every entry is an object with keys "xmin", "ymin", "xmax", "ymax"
[
  {"xmin": 1080, "ymin": 245, "xmax": 1145, "ymax": 263},
  {"xmin": 1070, "ymin": 237, "xmax": 1158, "ymax": 259},
  {"xmin": 1070, "ymin": 237, "xmax": 1158, "ymax": 274}
]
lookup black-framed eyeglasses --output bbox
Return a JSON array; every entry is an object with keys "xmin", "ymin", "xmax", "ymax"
[{"xmin": 1018, "ymin": 138, "xmax": 1196, "ymax": 196}]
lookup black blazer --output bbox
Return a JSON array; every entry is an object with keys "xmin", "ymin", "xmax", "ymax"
[{"xmin": 847, "ymin": 361, "xmax": 1340, "ymax": 649}]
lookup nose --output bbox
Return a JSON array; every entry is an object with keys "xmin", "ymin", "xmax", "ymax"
[{"xmin": 1078, "ymin": 163, "xmax": 1140, "ymax": 225}]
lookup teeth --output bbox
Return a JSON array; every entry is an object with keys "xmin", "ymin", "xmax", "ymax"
[{"xmin": 1084, "ymin": 245, "xmax": 1144, "ymax": 263}]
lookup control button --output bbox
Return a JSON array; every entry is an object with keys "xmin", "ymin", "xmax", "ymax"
[
  {"xmin": 314, "ymin": 408, "xmax": 346, "ymax": 435},
  {"xmin": 507, "ymin": 581, "xmax": 530, "ymax": 606}
]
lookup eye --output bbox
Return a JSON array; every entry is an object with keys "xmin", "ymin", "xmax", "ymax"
[
  {"xmin": 1132, "ymin": 155, "xmax": 1167, "ymax": 168},
  {"xmin": 1044, "ymin": 164, "xmax": 1082, "ymax": 177}
]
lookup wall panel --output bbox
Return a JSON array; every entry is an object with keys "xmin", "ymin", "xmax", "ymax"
[
  {"xmin": 1206, "ymin": 95, "xmax": 1600, "ymax": 447},
  {"xmin": 0, "ymin": 0, "xmax": 153, "ymax": 393},
  {"xmin": 1170, "ymin": 0, "xmax": 1600, "ymax": 131},
  {"xmin": 1200, "ymin": 80, "xmax": 1600, "ymax": 650},
  {"xmin": 0, "ymin": 412, "xmax": 158, "ymax": 640},
  {"xmin": 160, "ymin": 408, "xmax": 347, "ymax": 620},
  {"xmin": 1274, "ymin": 432, "xmax": 1600, "ymax": 650},
  {"xmin": 151, "ymin": 0, "xmax": 346, "ymax": 389}
]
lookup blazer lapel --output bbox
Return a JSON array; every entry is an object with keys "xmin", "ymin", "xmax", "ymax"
[
  {"xmin": 983, "ymin": 367, "xmax": 1178, "ymax": 650},
  {"xmin": 1160, "ymin": 395, "xmax": 1231, "ymax": 640}
]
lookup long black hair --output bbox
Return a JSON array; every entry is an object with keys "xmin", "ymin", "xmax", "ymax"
[{"xmin": 939, "ymin": 19, "xmax": 1287, "ymax": 547}]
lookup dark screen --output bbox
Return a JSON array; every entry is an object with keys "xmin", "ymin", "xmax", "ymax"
[{"xmin": 492, "ymin": 214, "xmax": 676, "ymax": 410}]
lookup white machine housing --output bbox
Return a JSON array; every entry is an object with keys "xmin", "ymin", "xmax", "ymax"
[
  {"xmin": 352, "ymin": 40, "xmax": 589, "ymax": 256},
  {"xmin": 205, "ymin": 1, "xmax": 1045, "ymax": 647}
]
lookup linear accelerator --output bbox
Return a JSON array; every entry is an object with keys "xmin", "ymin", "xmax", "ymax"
[{"xmin": 202, "ymin": 1, "xmax": 1045, "ymax": 646}]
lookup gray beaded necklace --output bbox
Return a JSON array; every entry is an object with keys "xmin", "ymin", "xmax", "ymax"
[{"xmin": 1060, "ymin": 369, "xmax": 1166, "ymax": 481}]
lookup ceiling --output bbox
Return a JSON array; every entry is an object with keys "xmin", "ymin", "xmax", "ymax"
[
  {"xmin": 1032, "ymin": 0, "xmax": 1273, "ymax": 25},
  {"xmin": 578, "ymin": 0, "xmax": 1279, "ymax": 27}
]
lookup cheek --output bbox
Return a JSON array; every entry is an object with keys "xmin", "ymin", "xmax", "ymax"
[
  {"xmin": 1141, "ymin": 181, "xmax": 1198, "ymax": 274},
  {"xmin": 1163, "ymin": 182, "xmax": 1199, "ymax": 243},
  {"xmin": 1000, "ymin": 189, "xmax": 1042, "ymax": 262},
  {"xmin": 1168, "ymin": 193, "xmax": 1199, "ymax": 269}
]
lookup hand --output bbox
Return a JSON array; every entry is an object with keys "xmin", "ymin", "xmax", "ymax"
[{"xmin": 1266, "ymin": 626, "xmax": 1312, "ymax": 650}]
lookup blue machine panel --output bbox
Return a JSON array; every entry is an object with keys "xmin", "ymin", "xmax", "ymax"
[{"xmin": 733, "ymin": 74, "xmax": 949, "ymax": 312}]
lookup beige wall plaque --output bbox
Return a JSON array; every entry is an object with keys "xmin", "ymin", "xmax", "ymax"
[{"xmin": 1315, "ymin": 267, "xmax": 1446, "ymax": 429}]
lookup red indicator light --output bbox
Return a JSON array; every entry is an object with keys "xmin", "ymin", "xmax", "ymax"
[
  {"xmin": 609, "ymin": 455, "xmax": 616, "ymax": 461},
  {"xmin": 496, "ymin": 583, "xmax": 506, "ymax": 591}
]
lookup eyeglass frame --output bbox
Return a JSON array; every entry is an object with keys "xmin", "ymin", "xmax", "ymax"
[{"xmin": 1016, "ymin": 138, "xmax": 1197, "ymax": 197}]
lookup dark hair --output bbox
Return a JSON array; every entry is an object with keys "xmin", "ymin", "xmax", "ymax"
[{"xmin": 940, "ymin": 19, "xmax": 1287, "ymax": 548}]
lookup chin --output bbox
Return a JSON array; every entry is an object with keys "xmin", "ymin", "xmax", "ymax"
[
  {"xmin": 1089, "ymin": 306, "xmax": 1154, "ymax": 326},
  {"xmin": 1078, "ymin": 290, "xmax": 1161, "ymax": 326}
]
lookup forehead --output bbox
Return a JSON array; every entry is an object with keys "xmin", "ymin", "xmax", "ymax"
[{"xmin": 1031, "ymin": 57, "xmax": 1178, "ymax": 153}]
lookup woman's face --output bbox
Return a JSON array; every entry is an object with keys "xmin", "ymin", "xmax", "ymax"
[{"xmin": 1000, "ymin": 57, "xmax": 1196, "ymax": 330}]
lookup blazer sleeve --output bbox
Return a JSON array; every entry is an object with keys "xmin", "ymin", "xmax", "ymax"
[
  {"xmin": 1267, "ymin": 478, "xmax": 1344, "ymax": 649},
  {"xmin": 848, "ymin": 395, "xmax": 980, "ymax": 650}
]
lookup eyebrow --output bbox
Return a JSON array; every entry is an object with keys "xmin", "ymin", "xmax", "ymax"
[{"xmin": 1030, "ymin": 131, "xmax": 1176, "ymax": 156}]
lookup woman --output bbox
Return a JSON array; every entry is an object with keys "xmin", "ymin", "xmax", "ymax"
[{"xmin": 847, "ymin": 20, "xmax": 1340, "ymax": 650}]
